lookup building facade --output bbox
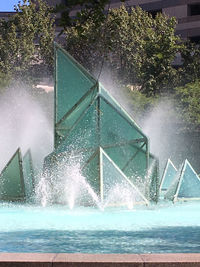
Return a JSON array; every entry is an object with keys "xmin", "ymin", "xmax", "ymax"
[
  {"xmin": 114, "ymin": 0, "xmax": 200, "ymax": 41},
  {"xmin": 45, "ymin": 0, "xmax": 200, "ymax": 41}
]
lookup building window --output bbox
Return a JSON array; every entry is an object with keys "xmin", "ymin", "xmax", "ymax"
[
  {"xmin": 148, "ymin": 9, "xmax": 162, "ymax": 19},
  {"xmin": 188, "ymin": 4, "xmax": 200, "ymax": 16},
  {"xmin": 190, "ymin": 36, "xmax": 200, "ymax": 44}
]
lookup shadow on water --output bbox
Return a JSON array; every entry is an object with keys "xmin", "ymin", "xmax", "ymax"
[{"xmin": 0, "ymin": 227, "xmax": 200, "ymax": 253}]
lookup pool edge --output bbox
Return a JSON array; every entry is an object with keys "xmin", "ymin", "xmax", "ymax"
[{"xmin": 0, "ymin": 253, "xmax": 200, "ymax": 266}]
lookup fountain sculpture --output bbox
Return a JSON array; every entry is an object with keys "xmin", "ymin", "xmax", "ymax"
[{"xmin": 0, "ymin": 43, "xmax": 200, "ymax": 206}]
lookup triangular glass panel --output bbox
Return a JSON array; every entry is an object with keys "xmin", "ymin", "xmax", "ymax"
[
  {"xmin": 176, "ymin": 160, "xmax": 200, "ymax": 201},
  {"xmin": 23, "ymin": 149, "xmax": 34, "ymax": 198},
  {"xmin": 55, "ymin": 43, "xmax": 97, "ymax": 123},
  {"xmin": 100, "ymin": 148, "xmax": 149, "ymax": 207},
  {"xmin": 99, "ymin": 96, "xmax": 145, "ymax": 147},
  {"xmin": 164, "ymin": 162, "xmax": 184, "ymax": 201},
  {"xmin": 165, "ymin": 160, "xmax": 200, "ymax": 202},
  {"xmin": 0, "ymin": 148, "xmax": 25, "ymax": 201},
  {"xmin": 99, "ymin": 83, "xmax": 144, "ymax": 136},
  {"xmin": 160, "ymin": 159, "xmax": 177, "ymax": 194}
]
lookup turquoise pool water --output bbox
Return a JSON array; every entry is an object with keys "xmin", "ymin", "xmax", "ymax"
[{"xmin": 0, "ymin": 201, "xmax": 200, "ymax": 253}]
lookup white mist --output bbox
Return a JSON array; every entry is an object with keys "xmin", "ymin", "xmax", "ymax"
[{"xmin": 0, "ymin": 86, "xmax": 53, "ymax": 172}]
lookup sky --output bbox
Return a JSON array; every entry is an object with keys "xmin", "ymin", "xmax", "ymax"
[{"xmin": 0, "ymin": 0, "xmax": 20, "ymax": 12}]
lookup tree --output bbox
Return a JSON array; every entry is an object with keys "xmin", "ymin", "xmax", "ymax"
[
  {"xmin": 65, "ymin": 5, "xmax": 181, "ymax": 96},
  {"xmin": 0, "ymin": 0, "xmax": 55, "ymax": 84},
  {"xmin": 175, "ymin": 80, "xmax": 200, "ymax": 130},
  {"xmin": 136, "ymin": 12, "xmax": 182, "ymax": 95},
  {"xmin": 178, "ymin": 41, "xmax": 200, "ymax": 85}
]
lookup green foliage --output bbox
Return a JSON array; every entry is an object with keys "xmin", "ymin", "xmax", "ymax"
[
  {"xmin": 0, "ymin": 0, "xmax": 55, "ymax": 82},
  {"xmin": 55, "ymin": 0, "xmax": 124, "ymax": 30},
  {"xmin": 178, "ymin": 41, "xmax": 200, "ymax": 85},
  {"xmin": 138, "ymin": 13, "xmax": 182, "ymax": 95},
  {"xmin": 175, "ymin": 80, "xmax": 200, "ymax": 129},
  {"xmin": 65, "ymin": 5, "xmax": 181, "ymax": 96}
]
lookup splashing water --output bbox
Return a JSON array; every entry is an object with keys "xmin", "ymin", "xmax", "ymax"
[
  {"xmin": 61, "ymin": 162, "xmax": 101, "ymax": 209},
  {"xmin": 35, "ymin": 155, "xmax": 102, "ymax": 209},
  {"xmin": 103, "ymin": 183, "xmax": 136, "ymax": 209},
  {"xmin": 34, "ymin": 153, "xmax": 147, "ymax": 210},
  {"xmin": 35, "ymin": 175, "xmax": 51, "ymax": 207}
]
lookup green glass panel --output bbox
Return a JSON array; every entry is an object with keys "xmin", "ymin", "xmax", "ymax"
[
  {"xmin": 124, "ymin": 146, "xmax": 148, "ymax": 181},
  {"xmin": 82, "ymin": 150, "xmax": 100, "ymax": 196},
  {"xmin": 160, "ymin": 159, "xmax": 177, "ymax": 193},
  {"xmin": 124, "ymin": 148, "xmax": 148, "ymax": 198},
  {"xmin": 56, "ymin": 87, "xmax": 97, "ymax": 143},
  {"xmin": 99, "ymin": 84, "xmax": 145, "ymax": 138},
  {"xmin": 0, "ymin": 149, "xmax": 25, "ymax": 201},
  {"xmin": 23, "ymin": 150, "xmax": 34, "ymax": 198},
  {"xmin": 103, "ymin": 143, "xmax": 148, "ymax": 197},
  {"xmin": 55, "ymin": 45, "xmax": 96, "ymax": 122},
  {"xmin": 101, "ymin": 148, "xmax": 148, "ymax": 206},
  {"xmin": 100, "ymin": 97, "xmax": 144, "ymax": 147},
  {"xmin": 164, "ymin": 163, "xmax": 183, "ymax": 201},
  {"xmin": 104, "ymin": 144, "xmax": 138, "ymax": 170},
  {"xmin": 55, "ymin": 100, "xmax": 99, "ymax": 155},
  {"xmin": 177, "ymin": 160, "xmax": 200, "ymax": 199}
]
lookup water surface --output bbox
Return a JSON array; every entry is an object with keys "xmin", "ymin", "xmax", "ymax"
[{"xmin": 0, "ymin": 201, "xmax": 200, "ymax": 253}]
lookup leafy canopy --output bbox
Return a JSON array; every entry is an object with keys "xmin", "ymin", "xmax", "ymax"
[
  {"xmin": 65, "ymin": 5, "xmax": 181, "ymax": 95},
  {"xmin": 54, "ymin": 0, "xmax": 124, "ymax": 30},
  {"xmin": 175, "ymin": 80, "xmax": 200, "ymax": 130},
  {"xmin": 0, "ymin": 0, "xmax": 55, "ymax": 83}
]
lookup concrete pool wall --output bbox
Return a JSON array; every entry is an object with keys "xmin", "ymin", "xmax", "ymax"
[{"xmin": 0, "ymin": 253, "xmax": 200, "ymax": 266}]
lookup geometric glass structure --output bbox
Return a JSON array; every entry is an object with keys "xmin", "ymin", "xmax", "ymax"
[
  {"xmin": 0, "ymin": 148, "xmax": 25, "ymax": 201},
  {"xmin": 44, "ymin": 43, "xmax": 159, "ymax": 205},
  {"xmin": 159, "ymin": 159, "xmax": 177, "ymax": 196},
  {"xmin": 165, "ymin": 159, "xmax": 200, "ymax": 202}
]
